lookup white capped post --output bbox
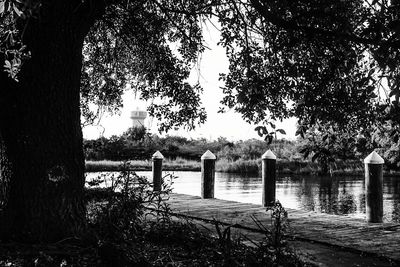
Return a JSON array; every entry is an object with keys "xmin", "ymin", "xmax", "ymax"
[
  {"xmin": 152, "ymin": 151, "xmax": 164, "ymax": 191},
  {"xmin": 201, "ymin": 150, "xmax": 216, "ymax": 198},
  {"xmin": 262, "ymin": 149, "xmax": 276, "ymax": 207},
  {"xmin": 364, "ymin": 151, "xmax": 384, "ymax": 223}
]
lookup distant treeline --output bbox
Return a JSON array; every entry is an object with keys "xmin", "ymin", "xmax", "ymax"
[
  {"xmin": 83, "ymin": 127, "xmax": 302, "ymax": 162},
  {"xmin": 84, "ymin": 127, "xmax": 400, "ymax": 176}
]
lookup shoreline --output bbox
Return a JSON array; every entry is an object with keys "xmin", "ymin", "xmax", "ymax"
[{"xmin": 85, "ymin": 160, "xmax": 400, "ymax": 177}]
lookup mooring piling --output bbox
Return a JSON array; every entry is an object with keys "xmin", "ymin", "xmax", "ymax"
[
  {"xmin": 152, "ymin": 150, "xmax": 164, "ymax": 191},
  {"xmin": 262, "ymin": 149, "xmax": 276, "ymax": 207},
  {"xmin": 201, "ymin": 150, "xmax": 216, "ymax": 199},
  {"xmin": 364, "ymin": 151, "xmax": 384, "ymax": 223}
]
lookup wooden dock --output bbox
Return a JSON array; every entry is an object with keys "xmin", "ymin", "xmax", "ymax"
[{"xmin": 163, "ymin": 193, "xmax": 400, "ymax": 262}]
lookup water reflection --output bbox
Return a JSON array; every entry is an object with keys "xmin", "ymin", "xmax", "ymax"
[
  {"xmin": 318, "ymin": 176, "xmax": 338, "ymax": 214},
  {"xmin": 385, "ymin": 177, "xmax": 400, "ymax": 222},
  {"xmin": 86, "ymin": 171, "xmax": 400, "ymax": 222}
]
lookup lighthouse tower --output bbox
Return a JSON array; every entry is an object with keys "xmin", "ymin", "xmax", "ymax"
[{"xmin": 130, "ymin": 107, "xmax": 147, "ymax": 128}]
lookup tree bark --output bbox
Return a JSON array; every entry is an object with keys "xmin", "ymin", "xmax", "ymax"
[{"xmin": 0, "ymin": 1, "xmax": 100, "ymax": 242}]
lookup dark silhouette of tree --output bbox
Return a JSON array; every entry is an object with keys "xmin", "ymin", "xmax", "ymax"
[
  {"xmin": 219, "ymin": 0, "xmax": 400, "ymax": 162},
  {"xmin": 0, "ymin": 0, "xmax": 211, "ymax": 242},
  {"xmin": 2, "ymin": 0, "xmax": 400, "ymax": 242}
]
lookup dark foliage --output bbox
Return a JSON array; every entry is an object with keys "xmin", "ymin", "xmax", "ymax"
[{"xmin": 0, "ymin": 167, "xmax": 307, "ymax": 266}]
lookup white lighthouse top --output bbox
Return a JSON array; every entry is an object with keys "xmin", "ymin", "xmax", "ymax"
[
  {"xmin": 130, "ymin": 110, "xmax": 147, "ymax": 119},
  {"xmin": 152, "ymin": 151, "xmax": 164, "ymax": 159},
  {"xmin": 262, "ymin": 149, "xmax": 276, "ymax": 160},
  {"xmin": 201, "ymin": 150, "xmax": 216, "ymax": 160},
  {"xmin": 364, "ymin": 151, "xmax": 384, "ymax": 164}
]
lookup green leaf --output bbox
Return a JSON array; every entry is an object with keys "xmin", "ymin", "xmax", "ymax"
[
  {"xmin": 269, "ymin": 122, "xmax": 276, "ymax": 129},
  {"xmin": 311, "ymin": 152, "xmax": 319, "ymax": 162},
  {"xmin": 255, "ymin": 126, "xmax": 268, "ymax": 137},
  {"xmin": 13, "ymin": 4, "xmax": 22, "ymax": 17},
  {"xmin": 299, "ymin": 147, "xmax": 308, "ymax": 153},
  {"xmin": 389, "ymin": 90, "xmax": 398, "ymax": 97},
  {"xmin": 276, "ymin": 129, "xmax": 286, "ymax": 135},
  {"xmin": 393, "ymin": 134, "xmax": 399, "ymax": 143},
  {"xmin": 254, "ymin": 126, "xmax": 263, "ymax": 137},
  {"xmin": 4, "ymin": 60, "xmax": 12, "ymax": 70},
  {"xmin": 0, "ymin": 2, "xmax": 4, "ymax": 14},
  {"xmin": 368, "ymin": 68, "xmax": 374, "ymax": 76},
  {"xmin": 265, "ymin": 135, "xmax": 273, "ymax": 145}
]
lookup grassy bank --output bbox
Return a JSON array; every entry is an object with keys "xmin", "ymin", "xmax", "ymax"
[
  {"xmin": 218, "ymin": 159, "xmax": 400, "ymax": 176},
  {"xmin": 86, "ymin": 158, "xmax": 400, "ymax": 176},
  {"xmin": 86, "ymin": 158, "xmax": 200, "ymax": 172},
  {"xmin": 215, "ymin": 158, "xmax": 365, "ymax": 176}
]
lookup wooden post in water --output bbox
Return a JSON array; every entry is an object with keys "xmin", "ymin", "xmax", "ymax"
[
  {"xmin": 262, "ymin": 149, "xmax": 276, "ymax": 207},
  {"xmin": 152, "ymin": 151, "xmax": 164, "ymax": 191},
  {"xmin": 364, "ymin": 151, "xmax": 384, "ymax": 223},
  {"xmin": 201, "ymin": 150, "xmax": 216, "ymax": 199}
]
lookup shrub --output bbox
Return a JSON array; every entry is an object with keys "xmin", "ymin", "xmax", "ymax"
[{"xmin": 1, "ymin": 164, "xmax": 307, "ymax": 266}]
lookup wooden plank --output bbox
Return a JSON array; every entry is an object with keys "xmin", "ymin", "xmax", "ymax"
[{"xmin": 164, "ymin": 193, "xmax": 400, "ymax": 261}]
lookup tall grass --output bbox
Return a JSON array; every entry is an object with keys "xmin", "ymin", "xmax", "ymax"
[
  {"xmin": 216, "ymin": 159, "xmax": 260, "ymax": 174},
  {"xmin": 163, "ymin": 157, "xmax": 200, "ymax": 171},
  {"xmin": 86, "ymin": 157, "xmax": 200, "ymax": 172},
  {"xmin": 85, "ymin": 160, "xmax": 151, "ymax": 172},
  {"xmin": 216, "ymin": 158, "xmax": 367, "ymax": 176}
]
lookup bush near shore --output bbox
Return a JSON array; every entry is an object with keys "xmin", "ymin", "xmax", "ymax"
[{"xmin": 1, "ymin": 171, "xmax": 307, "ymax": 266}]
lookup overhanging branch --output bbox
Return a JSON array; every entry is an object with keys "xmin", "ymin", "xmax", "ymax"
[{"xmin": 249, "ymin": 0, "xmax": 400, "ymax": 49}]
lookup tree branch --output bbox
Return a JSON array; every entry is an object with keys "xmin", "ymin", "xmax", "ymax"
[{"xmin": 249, "ymin": 0, "xmax": 400, "ymax": 48}]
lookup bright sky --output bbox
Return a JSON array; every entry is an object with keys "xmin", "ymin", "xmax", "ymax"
[{"xmin": 82, "ymin": 23, "xmax": 298, "ymax": 141}]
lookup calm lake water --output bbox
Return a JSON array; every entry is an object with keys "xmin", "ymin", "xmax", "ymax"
[{"xmin": 86, "ymin": 171, "xmax": 400, "ymax": 223}]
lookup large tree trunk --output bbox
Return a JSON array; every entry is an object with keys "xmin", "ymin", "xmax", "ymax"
[{"xmin": 0, "ymin": 1, "xmax": 101, "ymax": 242}]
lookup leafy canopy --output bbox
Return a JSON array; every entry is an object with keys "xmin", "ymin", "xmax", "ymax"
[
  {"xmin": 81, "ymin": 1, "xmax": 211, "ymax": 132},
  {"xmin": 2, "ymin": 0, "xmax": 400, "ymax": 138},
  {"xmin": 218, "ymin": 1, "xmax": 398, "ymax": 127}
]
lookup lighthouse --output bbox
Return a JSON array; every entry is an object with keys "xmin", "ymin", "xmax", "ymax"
[{"xmin": 130, "ymin": 108, "xmax": 147, "ymax": 128}]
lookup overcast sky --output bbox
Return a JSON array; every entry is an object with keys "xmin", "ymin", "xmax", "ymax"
[{"xmin": 82, "ymin": 23, "xmax": 297, "ymax": 141}]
